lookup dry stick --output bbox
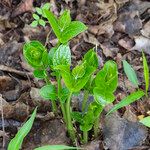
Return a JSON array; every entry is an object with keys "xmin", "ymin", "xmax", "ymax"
[
  {"xmin": 45, "ymin": 29, "xmax": 52, "ymax": 47},
  {"xmin": 0, "ymin": 95, "xmax": 5, "ymax": 147}
]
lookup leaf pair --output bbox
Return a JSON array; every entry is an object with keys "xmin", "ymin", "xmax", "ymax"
[
  {"xmin": 31, "ymin": 3, "xmax": 51, "ymax": 27},
  {"xmin": 72, "ymin": 102, "xmax": 103, "ymax": 132},
  {"xmin": 55, "ymin": 64, "xmax": 95, "ymax": 93},
  {"xmin": 44, "ymin": 9, "xmax": 87, "ymax": 44},
  {"xmin": 93, "ymin": 61, "xmax": 118, "ymax": 106}
]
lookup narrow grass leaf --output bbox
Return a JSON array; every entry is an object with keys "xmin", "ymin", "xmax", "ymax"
[
  {"xmin": 142, "ymin": 52, "xmax": 149, "ymax": 96},
  {"xmin": 140, "ymin": 116, "xmax": 150, "ymax": 128},
  {"xmin": 107, "ymin": 90, "xmax": 145, "ymax": 115},
  {"xmin": 123, "ymin": 60, "xmax": 139, "ymax": 87},
  {"xmin": 8, "ymin": 107, "xmax": 37, "ymax": 150},
  {"xmin": 34, "ymin": 145, "xmax": 81, "ymax": 150}
]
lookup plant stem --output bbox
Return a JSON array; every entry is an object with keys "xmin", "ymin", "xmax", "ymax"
[
  {"xmin": 66, "ymin": 92, "xmax": 76, "ymax": 143},
  {"xmin": 82, "ymin": 90, "xmax": 89, "ymax": 112},
  {"xmin": 57, "ymin": 74, "xmax": 67, "ymax": 124},
  {"xmin": 51, "ymin": 100, "xmax": 57, "ymax": 113},
  {"xmin": 83, "ymin": 131, "xmax": 88, "ymax": 144},
  {"xmin": 44, "ymin": 74, "xmax": 57, "ymax": 113},
  {"xmin": 94, "ymin": 116, "xmax": 100, "ymax": 138}
]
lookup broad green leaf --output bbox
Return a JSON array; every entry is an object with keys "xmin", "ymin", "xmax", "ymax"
[
  {"xmin": 36, "ymin": 7, "xmax": 42, "ymax": 15},
  {"xmin": 72, "ymin": 66, "xmax": 95, "ymax": 92},
  {"xmin": 140, "ymin": 116, "xmax": 150, "ymax": 128},
  {"xmin": 83, "ymin": 49, "xmax": 98, "ymax": 69},
  {"xmin": 72, "ymin": 63, "xmax": 85, "ymax": 80},
  {"xmin": 48, "ymin": 47, "xmax": 57, "ymax": 67},
  {"xmin": 40, "ymin": 85, "xmax": 57, "ymax": 100},
  {"xmin": 39, "ymin": 19, "xmax": 46, "ymax": 27},
  {"xmin": 33, "ymin": 69, "xmax": 47, "ymax": 79},
  {"xmin": 8, "ymin": 108, "xmax": 37, "ymax": 150},
  {"xmin": 42, "ymin": 3, "xmax": 51, "ymax": 10},
  {"xmin": 107, "ymin": 90, "xmax": 145, "ymax": 115},
  {"xmin": 123, "ymin": 60, "xmax": 139, "ymax": 87},
  {"xmin": 142, "ymin": 52, "xmax": 149, "ymax": 97},
  {"xmin": 34, "ymin": 145, "xmax": 80, "ymax": 150},
  {"xmin": 31, "ymin": 20, "xmax": 38, "ymax": 27},
  {"xmin": 58, "ymin": 10, "xmax": 71, "ymax": 31},
  {"xmin": 56, "ymin": 65, "xmax": 95, "ymax": 92},
  {"xmin": 44, "ymin": 9, "xmax": 61, "ymax": 39},
  {"xmin": 95, "ymin": 60, "xmax": 118, "ymax": 92},
  {"xmin": 53, "ymin": 44, "xmax": 71, "ymax": 66},
  {"xmin": 93, "ymin": 87, "xmax": 115, "ymax": 106},
  {"xmin": 33, "ymin": 14, "xmax": 40, "ymax": 20},
  {"xmin": 60, "ymin": 21, "xmax": 87, "ymax": 43}
]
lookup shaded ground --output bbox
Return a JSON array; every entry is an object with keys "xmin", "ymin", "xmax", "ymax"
[{"xmin": 0, "ymin": 0, "xmax": 150, "ymax": 149}]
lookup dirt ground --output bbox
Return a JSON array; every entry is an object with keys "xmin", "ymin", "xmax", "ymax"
[{"xmin": 0, "ymin": 0, "xmax": 150, "ymax": 149}]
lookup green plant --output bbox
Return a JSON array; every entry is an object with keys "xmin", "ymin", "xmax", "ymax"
[
  {"xmin": 31, "ymin": 3, "xmax": 51, "ymax": 27},
  {"xmin": 123, "ymin": 60, "xmax": 139, "ymax": 87},
  {"xmin": 142, "ymin": 52, "xmax": 149, "ymax": 97},
  {"xmin": 23, "ymin": 4, "xmax": 149, "ymax": 146},
  {"xmin": 107, "ymin": 53, "xmax": 149, "ymax": 115},
  {"xmin": 8, "ymin": 108, "xmax": 37, "ymax": 150}
]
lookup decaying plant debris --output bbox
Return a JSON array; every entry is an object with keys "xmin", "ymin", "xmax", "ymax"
[{"xmin": 0, "ymin": 0, "xmax": 150, "ymax": 150}]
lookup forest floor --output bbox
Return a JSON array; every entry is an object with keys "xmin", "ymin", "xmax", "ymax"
[{"xmin": 0, "ymin": 0, "xmax": 150, "ymax": 149}]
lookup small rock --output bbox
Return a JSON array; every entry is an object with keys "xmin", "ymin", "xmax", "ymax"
[
  {"xmin": 82, "ymin": 140, "xmax": 100, "ymax": 150},
  {"xmin": 22, "ymin": 119, "xmax": 67, "ymax": 149},
  {"xmin": 103, "ymin": 113, "xmax": 148, "ymax": 150},
  {"xmin": 30, "ymin": 87, "xmax": 43, "ymax": 101},
  {"xmin": 123, "ymin": 108, "xmax": 137, "ymax": 122}
]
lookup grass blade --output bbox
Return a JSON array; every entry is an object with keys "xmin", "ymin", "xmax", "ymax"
[
  {"xmin": 123, "ymin": 60, "xmax": 139, "ymax": 87},
  {"xmin": 140, "ymin": 116, "xmax": 150, "ymax": 128},
  {"xmin": 34, "ymin": 145, "xmax": 81, "ymax": 150},
  {"xmin": 142, "ymin": 52, "xmax": 149, "ymax": 97},
  {"xmin": 107, "ymin": 90, "xmax": 145, "ymax": 115},
  {"xmin": 8, "ymin": 107, "xmax": 37, "ymax": 150}
]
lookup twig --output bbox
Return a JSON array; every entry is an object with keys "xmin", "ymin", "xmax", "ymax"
[{"xmin": 0, "ymin": 95, "xmax": 5, "ymax": 147}]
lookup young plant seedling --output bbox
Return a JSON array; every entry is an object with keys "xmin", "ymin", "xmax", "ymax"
[
  {"xmin": 24, "ymin": 6, "xmax": 87, "ymax": 143},
  {"xmin": 107, "ymin": 52, "xmax": 149, "ymax": 116},
  {"xmin": 31, "ymin": 3, "xmax": 51, "ymax": 27},
  {"xmin": 23, "ymin": 3, "xmax": 149, "ymax": 145}
]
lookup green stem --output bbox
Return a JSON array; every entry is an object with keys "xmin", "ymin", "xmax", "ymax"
[
  {"xmin": 82, "ymin": 90, "xmax": 89, "ymax": 112},
  {"xmin": 83, "ymin": 131, "xmax": 88, "ymax": 144},
  {"xmin": 44, "ymin": 73, "xmax": 57, "ymax": 113},
  {"xmin": 66, "ymin": 92, "xmax": 76, "ymax": 143},
  {"xmin": 94, "ymin": 116, "xmax": 100, "ymax": 138},
  {"xmin": 51, "ymin": 100, "xmax": 57, "ymax": 113},
  {"xmin": 57, "ymin": 74, "xmax": 67, "ymax": 124}
]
